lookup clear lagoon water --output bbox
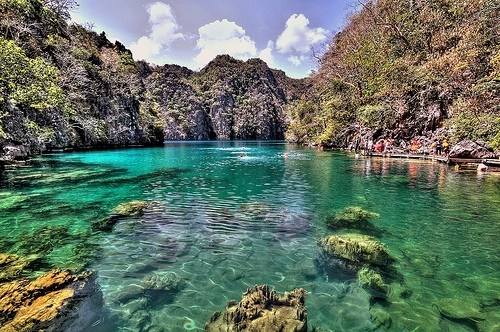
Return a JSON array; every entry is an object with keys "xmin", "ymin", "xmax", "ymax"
[{"xmin": 1, "ymin": 141, "xmax": 499, "ymax": 331}]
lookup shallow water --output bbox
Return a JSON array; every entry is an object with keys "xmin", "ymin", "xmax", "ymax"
[{"xmin": 1, "ymin": 141, "xmax": 499, "ymax": 331}]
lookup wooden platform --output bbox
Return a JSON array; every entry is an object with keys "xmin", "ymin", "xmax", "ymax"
[{"xmin": 367, "ymin": 152, "xmax": 491, "ymax": 165}]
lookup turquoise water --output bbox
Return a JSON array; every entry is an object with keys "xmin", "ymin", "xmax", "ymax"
[{"xmin": 1, "ymin": 142, "xmax": 499, "ymax": 331}]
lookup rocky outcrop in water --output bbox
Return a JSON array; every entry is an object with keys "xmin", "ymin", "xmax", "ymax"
[
  {"xmin": 326, "ymin": 206, "xmax": 379, "ymax": 230},
  {"xmin": 92, "ymin": 200, "xmax": 150, "ymax": 231},
  {"xmin": 449, "ymin": 140, "xmax": 497, "ymax": 159},
  {"xmin": 0, "ymin": 269, "xmax": 102, "ymax": 332},
  {"xmin": 319, "ymin": 234, "xmax": 393, "ymax": 268},
  {"xmin": 205, "ymin": 285, "xmax": 307, "ymax": 332}
]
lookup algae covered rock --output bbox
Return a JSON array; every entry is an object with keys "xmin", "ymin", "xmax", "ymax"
[
  {"xmin": 435, "ymin": 298, "xmax": 485, "ymax": 322},
  {"xmin": 0, "ymin": 253, "xmax": 38, "ymax": 282},
  {"xmin": 357, "ymin": 267, "xmax": 388, "ymax": 297},
  {"xmin": 113, "ymin": 200, "xmax": 149, "ymax": 217},
  {"xmin": 319, "ymin": 234, "xmax": 393, "ymax": 267},
  {"xmin": 92, "ymin": 200, "xmax": 150, "ymax": 231},
  {"xmin": 16, "ymin": 226, "xmax": 72, "ymax": 256},
  {"xmin": 327, "ymin": 206, "xmax": 379, "ymax": 229},
  {"xmin": 0, "ymin": 269, "xmax": 102, "ymax": 331},
  {"xmin": 370, "ymin": 307, "xmax": 392, "ymax": 329},
  {"xmin": 205, "ymin": 285, "xmax": 307, "ymax": 332},
  {"xmin": 142, "ymin": 271, "xmax": 183, "ymax": 292}
]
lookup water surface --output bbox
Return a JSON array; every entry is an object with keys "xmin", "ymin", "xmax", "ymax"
[{"xmin": 1, "ymin": 142, "xmax": 499, "ymax": 331}]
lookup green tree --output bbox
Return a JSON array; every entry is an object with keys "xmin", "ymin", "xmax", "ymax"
[{"xmin": 0, "ymin": 37, "xmax": 65, "ymax": 109}]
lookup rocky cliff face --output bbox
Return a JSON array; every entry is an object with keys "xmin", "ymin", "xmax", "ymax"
[
  {"xmin": 144, "ymin": 55, "xmax": 302, "ymax": 141},
  {"xmin": 0, "ymin": 0, "xmax": 303, "ymax": 163},
  {"xmin": 286, "ymin": 0, "xmax": 499, "ymax": 155}
]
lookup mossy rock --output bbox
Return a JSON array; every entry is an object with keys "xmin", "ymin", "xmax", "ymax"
[
  {"xmin": 113, "ymin": 200, "xmax": 149, "ymax": 217},
  {"xmin": 326, "ymin": 206, "xmax": 379, "ymax": 229},
  {"xmin": 319, "ymin": 233, "xmax": 393, "ymax": 267},
  {"xmin": 435, "ymin": 298, "xmax": 485, "ymax": 321},
  {"xmin": 16, "ymin": 226, "xmax": 71, "ymax": 256},
  {"xmin": 92, "ymin": 200, "xmax": 150, "ymax": 231},
  {"xmin": 0, "ymin": 253, "xmax": 39, "ymax": 282},
  {"xmin": 370, "ymin": 307, "xmax": 392, "ymax": 329},
  {"xmin": 142, "ymin": 271, "xmax": 183, "ymax": 292},
  {"xmin": 357, "ymin": 267, "xmax": 388, "ymax": 296}
]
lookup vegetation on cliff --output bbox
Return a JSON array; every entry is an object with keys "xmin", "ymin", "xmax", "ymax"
[
  {"xmin": 287, "ymin": 0, "xmax": 499, "ymax": 151},
  {"xmin": 0, "ymin": 0, "xmax": 303, "ymax": 162}
]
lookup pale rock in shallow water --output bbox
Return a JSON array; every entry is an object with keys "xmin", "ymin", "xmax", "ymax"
[{"xmin": 205, "ymin": 285, "xmax": 308, "ymax": 332}]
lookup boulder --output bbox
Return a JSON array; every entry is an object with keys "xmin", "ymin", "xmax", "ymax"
[
  {"xmin": 2, "ymin": 145, "xmax": 29, "ymax": 162},
  {"xmin": 0, "ymin": 269, "xmax": 102, "ymax": 331},
  {"xmin": 357, "ymin": 267, "xmax": 388, "ymax": 297},
  {"xmin": 92, "ymin": 200, "xmax": 150, "ymax": 231},
  {"xmin": 142, "ymin": 271, "xmax": 183, "ymax": 293},
  {"xmin": 449, "ymin": 140, "xmax": 497, "ymax": 159},
  {"xmin": 205, "ymin": 285, "xmax": 307, "ymax": 332},
  {"xmin": 319, "ymin": 234, "xmax": 393, "ymax": 267},
  {"xmin": 326, "ymin": 206, "xmax": 379, "ymax": 229}
]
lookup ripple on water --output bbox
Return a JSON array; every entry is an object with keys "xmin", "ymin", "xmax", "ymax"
[{"xmin": 0, "ymin": 143, "xmax": 499, "ymax": 331}]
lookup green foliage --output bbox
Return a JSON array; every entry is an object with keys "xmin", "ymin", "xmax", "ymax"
[
  {"xmin": 358, "ymin": 104, "xmax": 395, "ymax": 130},
  {"xmin": 288, "ymin": 0, "xmax": 499, "ymax": 147},
  {"xmin": 0, "ymin": 38, "xmax": 64, "ymax": 109},
  {"xmin": 447, "ymin": 110, "xmax": 500, "ymax": 148}
]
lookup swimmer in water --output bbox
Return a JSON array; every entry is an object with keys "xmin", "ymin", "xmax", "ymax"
[{"xmin": 284, "ymin": 153, "xmax": 289, "ymax": 159}]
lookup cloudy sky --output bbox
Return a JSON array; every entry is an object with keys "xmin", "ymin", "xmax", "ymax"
[{"xmin": 71, "ymin": 0, "xmax": 354, "ymax": 78}]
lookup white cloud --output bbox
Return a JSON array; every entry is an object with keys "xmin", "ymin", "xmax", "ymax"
[
  {"xmin": 276, "ymin": 14, "xmax": 328, "ymax": 54},
  {"xmin": 258, "ymin": 40, "xmax": 275, "ymax": 67},
  {"xmin": 129, "ymin": 2, "xmax": 184, "ymax": 62},
  {"xmin": 288, "ymin": 55, "xmax": 305, "ymax": 66},
  {"xmin": 194, "ymin": 19, "xmax": 258, "ymax": 67}
]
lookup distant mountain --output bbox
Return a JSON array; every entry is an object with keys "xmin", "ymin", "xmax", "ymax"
[{"xmin": 0, "ymin": 0, "xmax": 304, "ymax": 163}]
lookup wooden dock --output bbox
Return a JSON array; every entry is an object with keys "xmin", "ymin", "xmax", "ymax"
[{"xmin": 367, "ymin": 152, "xmax": 495, "ymax": 166}]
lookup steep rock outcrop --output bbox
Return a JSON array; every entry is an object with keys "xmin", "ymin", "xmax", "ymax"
[{"xmin": 144, "ymin": 56, "xmax": 303, "ymax": 141}]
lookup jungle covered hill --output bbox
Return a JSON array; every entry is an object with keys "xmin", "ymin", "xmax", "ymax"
[
  {"xmin": 286, "ymin": 0, "xmax": 500, "ymax": 156},
  {"xmin": 0, "ymin": 0, "xmax": 303, "ymax": 163}
]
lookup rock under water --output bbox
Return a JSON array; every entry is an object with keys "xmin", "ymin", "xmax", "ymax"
[
  {"xmin": 319, "ymin": 234, "xmax": 393, "ymax": 268},
  {"xmin": 205, "ymin": 285, "xmax": 308, "ymax": 332}
]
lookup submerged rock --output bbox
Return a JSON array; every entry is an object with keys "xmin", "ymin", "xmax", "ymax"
[
  {"xmin": 205, "ymin": 285, "xmax": 307, "ymax": 332},
  {"xmin": 370, "ymin": 307, "xmax": 392, "ymax": 329},
  {"xmin": 113, "ymin": 200, "xmax": 150, "ymax": 217},
  {"xmin": 357, "ymin": 267, "xmax": 388, "ymax": 297},
  {"xmin": 326, "ymin": 206, "xmax": 379, "ymax": 229},
  {"xmin": 16, "ymin": 226, "xmax": 72, "ymax": 256},
  {"xmin": 92, "ymin": 200, "xmax": 150, "ymax": 231},
  {"xmin": 435, "ymin": 298, "xmax": 485, "ymax": 322},
  {"xmin": 0, "ymin": 253, "xmax": 38, "ymax": 282},
  {"xmin": 319, "ymin": 234, "xmax": 393, "ymax": 267},
  {"xmin": 0, "ymin": 269, "xmax": 102, "ymax": 331},
  {"xmin": 142, "ymin": 271, "xmax": 183, "ymax": 293}
]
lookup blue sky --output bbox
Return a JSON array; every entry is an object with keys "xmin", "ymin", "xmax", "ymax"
[{"xmin": 71, "ymin": 0, "xmax": 354, "ymax": 78}]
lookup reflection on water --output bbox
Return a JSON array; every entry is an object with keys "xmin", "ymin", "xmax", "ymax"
[{"xmin": 0, "ymin": 142, "xmax": 499, "ymax": 331}]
